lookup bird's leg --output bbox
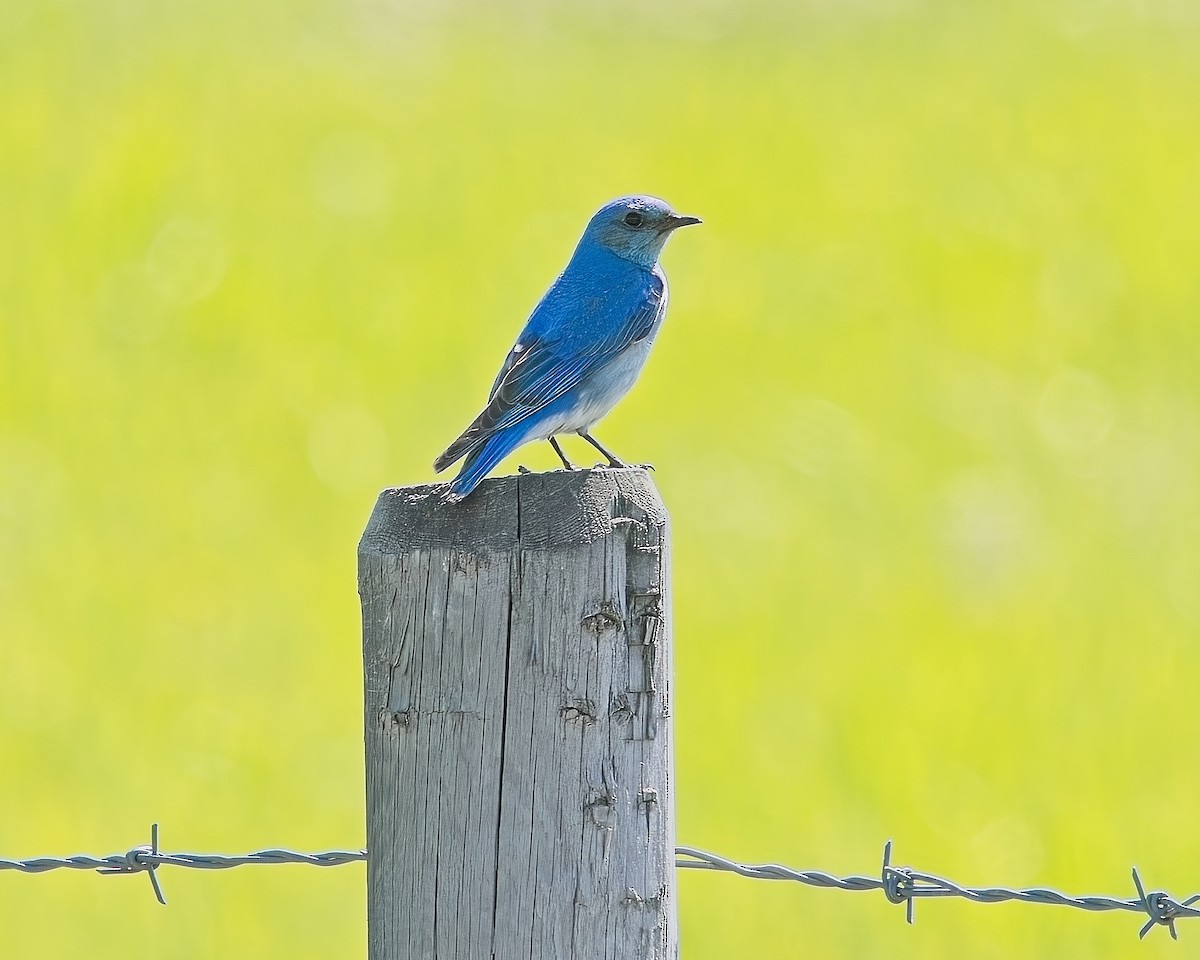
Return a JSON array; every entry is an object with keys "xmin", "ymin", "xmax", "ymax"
[
  {"xmin": 548, "ymin": 436, "xmax": 575, "ymax": 470},
  {"xmin": 577, "ymin": 430, "xmax": 631, "ymax": 469}
]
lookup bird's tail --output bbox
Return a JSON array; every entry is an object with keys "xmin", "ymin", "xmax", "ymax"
[
  {"xmin": 434, "ymin": 427, "xmax": 478, "ymax": 474},
  {"xmin": 445, "ymin": 427, "xmax": 527, "ymax": 502}
]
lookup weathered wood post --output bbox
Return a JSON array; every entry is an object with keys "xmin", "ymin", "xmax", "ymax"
[{"xmin": 358, "ymin": 468, "xmax": 676, "ymax": 960}]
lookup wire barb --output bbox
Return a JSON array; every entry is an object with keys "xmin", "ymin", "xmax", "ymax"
[
  {"xmin": 96, "ymin": 823, "xmax": 166, "ymax": 905},
  {"xmin": 1131, "ymin": 866, "xmax": 1200, "ymax": 940},
  {"xmin": 880, "ymin": 840, "xmax": 916, "ymax": 924}
]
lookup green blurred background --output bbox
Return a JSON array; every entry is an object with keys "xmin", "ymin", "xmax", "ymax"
[{"xmin": 3, "ymin": 0, "xmax": 1200, "ymax": 956}]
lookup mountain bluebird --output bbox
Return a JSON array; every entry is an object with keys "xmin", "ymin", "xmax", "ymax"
[{"xmin": 434, "ymin": 195, "xmax": 700, "ymax": 501}]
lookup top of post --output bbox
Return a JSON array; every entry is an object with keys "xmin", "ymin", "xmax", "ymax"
[{"xmin": 358, "ymin": 468, "xmax": 667, "ymax": 556}]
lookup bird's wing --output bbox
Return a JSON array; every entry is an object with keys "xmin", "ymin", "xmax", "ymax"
[
  {"xmin": 434, "ymin": 276, "xmax": 664, "ymax": 472},
  {"xmin": 484, "ymin": 276, "xmax": 664, "ymax": 433}
]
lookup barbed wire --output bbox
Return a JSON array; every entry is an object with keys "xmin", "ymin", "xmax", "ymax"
[
  {"xmin": 677, "ymin": 842, "xmax": 1200, "ymax": 940},
  {"xmin": 0, "ymin": 825, "xmax": 367, "ymax": 906},
  {"xmin": 3, "ymin": 826, "xmax": 1196, "ymax": 939}
]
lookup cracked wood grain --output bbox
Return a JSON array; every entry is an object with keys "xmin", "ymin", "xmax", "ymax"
[{"xmin": 359, "ymin": 468, "xmax": 676, "ymax": 960}]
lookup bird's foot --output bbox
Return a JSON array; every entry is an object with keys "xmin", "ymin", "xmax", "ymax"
[
  {"xmin": 592, "ymin": 460, "xmax": 654, "ymax": 471},
  {"xmin": 547, "ymin": 437, "xmax": 575, "ymax": 471}
]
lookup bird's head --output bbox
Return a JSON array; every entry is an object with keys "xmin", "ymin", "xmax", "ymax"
[{"xmin": 582, "ymin": 195, "xmax": 701, "ymax": 268}]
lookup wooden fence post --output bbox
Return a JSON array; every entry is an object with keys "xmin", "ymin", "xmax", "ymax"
[{"xmin": 358, "ymin": 468, "xmax": 677, "ymax": 960}]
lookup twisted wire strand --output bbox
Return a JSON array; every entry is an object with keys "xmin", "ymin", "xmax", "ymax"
[{"xmin": 0, "ymin": 850, "xmax": 368, "ymax": 874}]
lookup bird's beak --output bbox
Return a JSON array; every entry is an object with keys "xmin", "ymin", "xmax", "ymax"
[{"xmin": 664, "ymin": 213, "xmax": 702, "ymax": 231}]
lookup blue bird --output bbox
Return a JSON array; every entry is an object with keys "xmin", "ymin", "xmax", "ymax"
[{"xmin": 434, "ymin": 195, "xmax": 700, "ymax": 501}]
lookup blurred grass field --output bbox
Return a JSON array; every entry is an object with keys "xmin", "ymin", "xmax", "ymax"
[{"xmin": 3, "ymin": 0, "xmax": 1200, "ymax": 956}]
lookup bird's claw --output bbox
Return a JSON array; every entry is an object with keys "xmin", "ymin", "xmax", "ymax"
[{"xmin": 592, "ymin": 461, "xmax": 653, "ymax": 471}]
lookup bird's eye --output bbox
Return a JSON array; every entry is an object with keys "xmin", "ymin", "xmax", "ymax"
[{"xmin": 623, "ymin": 212, "xmax": 644, "ymax": 228}]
